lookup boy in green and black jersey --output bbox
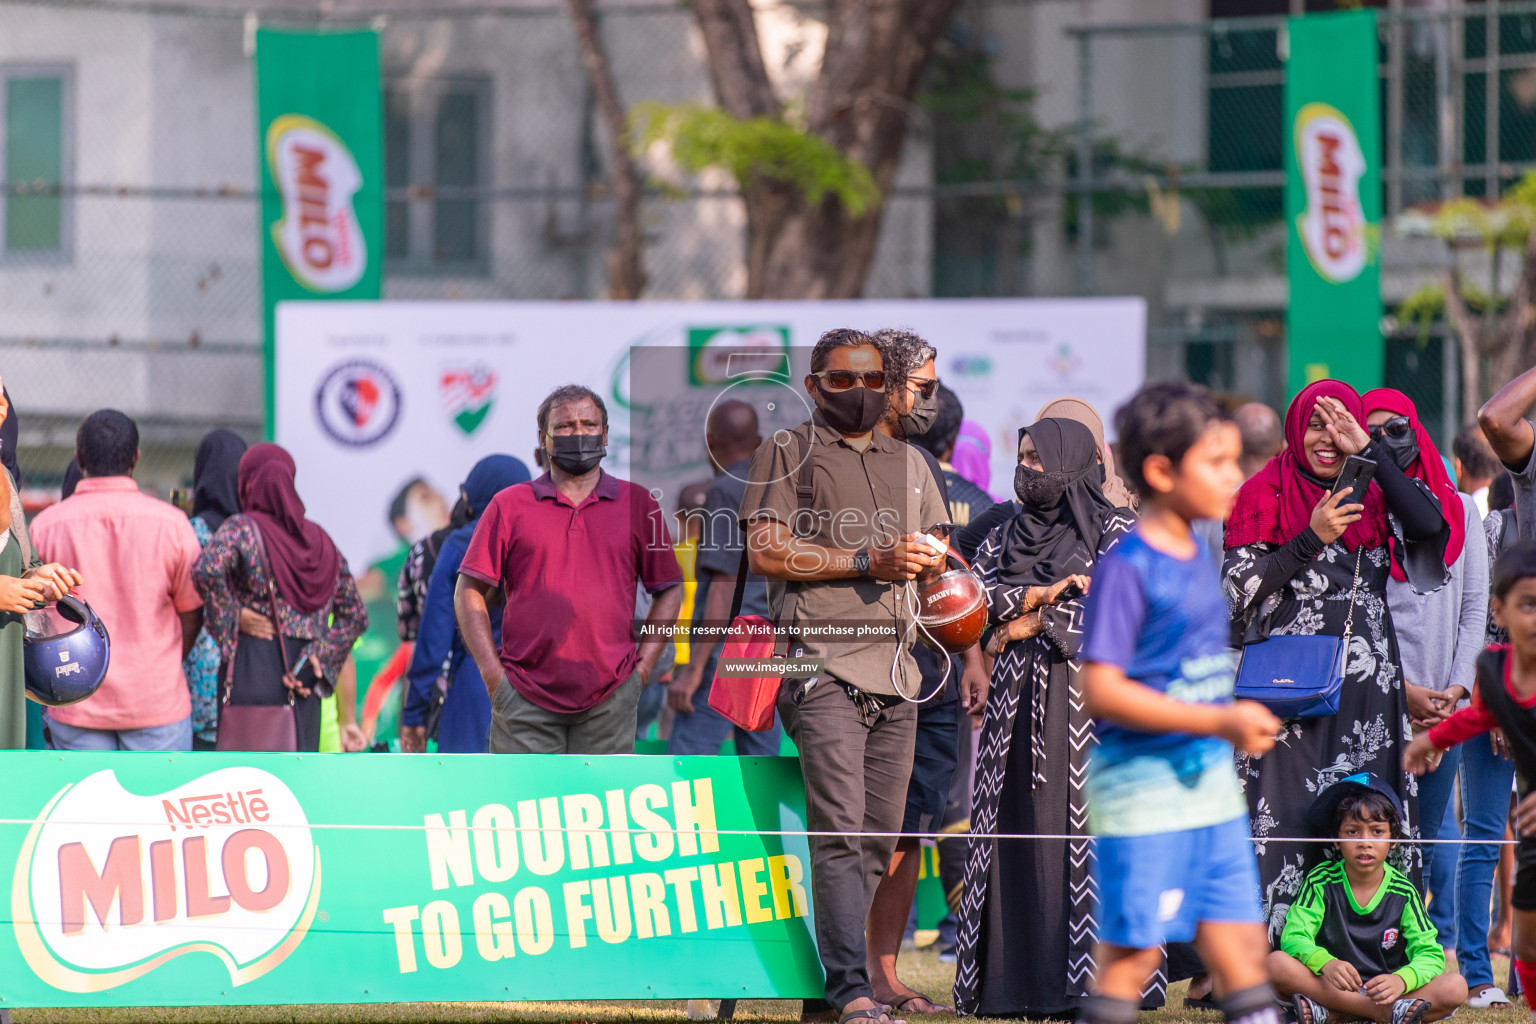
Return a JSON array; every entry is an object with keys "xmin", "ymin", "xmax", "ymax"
[{"xmin": 1267, "ymin": 774, "xmax": 1465, "ymax": 1024}]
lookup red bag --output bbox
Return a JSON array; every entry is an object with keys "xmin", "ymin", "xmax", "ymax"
[
  {"xmin": 707, "ymin": 614, "xmax": 780, "ymax": 732},
  {"xmin": 706, "ymin": 429, "xmax": 811, "ymax": 734}
]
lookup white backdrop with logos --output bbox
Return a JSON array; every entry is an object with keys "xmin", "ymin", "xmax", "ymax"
[{"xmin": 275, "ymin": 298, "xmax": 1147, "ymax": 571}]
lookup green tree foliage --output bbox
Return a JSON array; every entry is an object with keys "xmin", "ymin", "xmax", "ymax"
[
  {"xmin": 1394, "ymin": 169, "xmax": 1536, "ymax": 411},
  {"xmin": 1394, "ymin": 180, "xmax": 1536, "ymax": 327},
  {"xmin": 920, "ymin": 49, "xmax": 1067, "ymax": 187},
  {"xmin": 630, "ymin": 101, "xmax": 879, "ymax": 216}
]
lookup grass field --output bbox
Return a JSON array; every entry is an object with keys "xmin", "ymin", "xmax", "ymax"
[{"xmin": 5, "ymin": 945, "xmax": 1531, "ymax": 1024}]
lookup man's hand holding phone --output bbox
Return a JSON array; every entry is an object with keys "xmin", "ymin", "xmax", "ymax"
[{"xmin": 868, "ymin": 533, "xmax": 942, "ymax": 581}]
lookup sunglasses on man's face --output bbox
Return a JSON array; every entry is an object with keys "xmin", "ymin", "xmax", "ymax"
[
  {"xmin": 907, "ymin": 377, "xmax": 939, "ymax": 400},
  {"xmin": 1370, "ymin": 416, "xmax": 1412, "ymax": 441},
  {"xmin": 812, "ymin": 369, "xmax": 887, "ymax": 391}
]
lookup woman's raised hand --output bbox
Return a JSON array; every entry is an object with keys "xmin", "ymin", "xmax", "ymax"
[
  {"xmin": 1314, "ymin": 397, "xmax": 1370, "ymax": 456},
  {"xmin": 1309, "ymin": 488, "xmax": 1363, "ymax": 545}
]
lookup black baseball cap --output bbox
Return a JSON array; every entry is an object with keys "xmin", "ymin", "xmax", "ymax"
[{"xmin": 1305, "ymin": 772, "xmax": 1405, "ymax": 835}]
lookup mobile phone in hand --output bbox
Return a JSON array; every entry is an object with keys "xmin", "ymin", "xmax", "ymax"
[
  {"xmin": 288, "ymin": 650, "xmax": 320, "ymax": 686},
  {"xmin": 1330, "ymin": 453, "xmax": 1377, "ymax": 509}
]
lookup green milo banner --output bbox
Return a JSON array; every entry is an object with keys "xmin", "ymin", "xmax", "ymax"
[
  {"xmin": 1283, "ymin": 9, "xmax": 1383, "ymax": 394},
  {"xmin": 0, "ymin": 753, "xmax": 821, "ymax": 1007},
  {"xmin": 255, "ymin": 27, "xmax": 384, "ymax": 433}
]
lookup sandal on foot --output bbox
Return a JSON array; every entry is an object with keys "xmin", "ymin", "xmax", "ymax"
[
  {"xmin": 1390, "ymin": 998, "xmax": 1430, "ymax": 1024},
  {"xmin": 839, "ymin": 1008, "xmax": 903, "ymax": 1024},
  {"xmin": 1292, "ymin": 994, "xmax": 1329, "ymax": 1024},
  {"xmin": 1468, "ymin": 986, "xmax": 1512, "ymax": 1008},
  {"xmin": 889, "ymin": 993, "xmax": 954, "ymax": 1015}
]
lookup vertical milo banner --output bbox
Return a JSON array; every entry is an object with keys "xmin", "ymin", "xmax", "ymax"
[
  {"xmin": 1284, "ymin": 8, "xmax": 1383, "ymax": 394},
  {"xmin": 255, "ymin": 28, "xmax": 384, "ymax": 432},
  {"xmin": 0, "ymin": 753, "xmax": 821, "ymax": 1007}
]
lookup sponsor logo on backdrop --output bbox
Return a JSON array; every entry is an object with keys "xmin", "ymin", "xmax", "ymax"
[
  {"xmin": 1294, "ymin": 102, "xmax": 1369, "ymax": 284},
  {"xmin": 949, "ymin": 355, "xmax": 992, "ymax": 378},
  {"xmin": 266, "ymin": 114, "xmax": 368, "ymax": 293},
  {"xmin": 1048, "ymin": 344, "xmax": 1083, "ymax": 383},
  {"xmin": 13, "ymin": 768, "xmax": 320, "ymax": 992},
  {"xmin": 315, "ymin": 359, "xmax": 402, "ymax": 447},
  {"xmin": 687, "ymin": 327, "xmax": 791, "ymax": 386},
  {"xmin": 440, "ymin": 366, "xmax": 498, "ymax": 436}
]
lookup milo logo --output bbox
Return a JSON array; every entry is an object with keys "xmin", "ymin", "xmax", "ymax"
[
  {"xmin": 266, "ymin": 114, "xmax": 367, "ymax": 293},
  {"xmin": 1294, "ymin": 102, "xmax": 1369, "ymax": 284},
  {"xmin": 13, "ymin": 768, "xmax": 320, "ymax": 992}
]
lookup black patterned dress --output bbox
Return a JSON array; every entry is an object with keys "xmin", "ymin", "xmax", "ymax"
[
  {"xmin": 1224, "ymin": 536, "xmax": 1417, "ymax": 943},
  {"xmin": 954, "ymin": 507, "xmax": 1139, "ymax": 1017}
]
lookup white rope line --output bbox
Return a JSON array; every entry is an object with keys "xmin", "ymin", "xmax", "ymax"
[{"xmin": 0, "ymin": 819, "xmax": 1519, "ymax": 843}]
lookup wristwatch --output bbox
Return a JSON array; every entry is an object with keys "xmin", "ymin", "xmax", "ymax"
[{"xmin": 853, "ymin": 548, "xmax": 871, "ymax": 576}]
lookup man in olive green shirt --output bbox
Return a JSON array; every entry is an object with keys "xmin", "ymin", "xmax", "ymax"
[{"xmin": 741, "ymin": 329, "xmax": 946, "ymax": 1022}]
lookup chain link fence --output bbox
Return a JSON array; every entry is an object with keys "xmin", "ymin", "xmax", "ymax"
[
  {"xmin": 1072, "ymin": 2, "xmax": 1536, "ymax": 444},
  {"xmin": 6, "ymin": 0, "xmax": 1536, "ymax": 490}
]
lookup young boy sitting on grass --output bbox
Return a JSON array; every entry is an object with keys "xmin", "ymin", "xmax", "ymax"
[
  {"xmin": 1406, "ymin": 540, "xmax": 1536, "ymax": 1016},
  {"xmin": 1267, "ymin": 774, "xmax": 1466, "ymax": 1024}
]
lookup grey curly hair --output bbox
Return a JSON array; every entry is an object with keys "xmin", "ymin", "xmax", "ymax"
[{"xmin": 872, "ymin": 328, "xmax": 936, "ymax": 394}]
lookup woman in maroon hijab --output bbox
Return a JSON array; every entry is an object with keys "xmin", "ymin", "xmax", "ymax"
[
  {"xmin": 1224, "ymin": 380, "xmax": 1449, "ymax": 940},
  {"xmin": 193, "ymin": 444, "xmax": 368, "ymax": 751}
]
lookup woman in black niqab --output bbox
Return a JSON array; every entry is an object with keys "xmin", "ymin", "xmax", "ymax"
[{"xmin": 995, "ymin": 418, "xmax": 1116, "ymax": 589}]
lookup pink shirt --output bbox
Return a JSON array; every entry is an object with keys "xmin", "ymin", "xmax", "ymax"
[{"xmin": 30, "ymin": 477, "xmax": 203, "ymax": 730}]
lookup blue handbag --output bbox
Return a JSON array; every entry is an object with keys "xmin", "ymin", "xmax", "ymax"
[{"xmin": 1233, "ymin": 548, "xmax": 1360, "ymax": 720}]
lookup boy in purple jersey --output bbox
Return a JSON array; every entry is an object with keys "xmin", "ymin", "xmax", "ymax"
[{"xmin": 1079, "ymin": 382, "xmax": 1281, "ymax": 1024}]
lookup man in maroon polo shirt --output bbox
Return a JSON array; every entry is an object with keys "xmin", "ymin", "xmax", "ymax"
[{"xmin": 455, "ymin": 384, "xmax": 684, "ymax": 754}]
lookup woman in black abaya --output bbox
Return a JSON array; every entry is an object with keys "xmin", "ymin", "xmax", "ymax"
[{"xmin": 954, "ymin": 418, "xmax": 1139, "ymax": 1017}]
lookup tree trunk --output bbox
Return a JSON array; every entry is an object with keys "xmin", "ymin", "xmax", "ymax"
[
  {"xmin": 1498, "ymin": 224, "xmax": 1536, "ymax": 393},
  {"xmin": 566, "ymin": 0, "xmax": 647, "ymax": 299},
  {"xmin": 690, "ymin": 0, "xmax": 962, "ymax": 298},
  {"xmin": 747, "ymin": 189, "xmax": 891, "ymax": 299},
  {"xmin": 1444, "ymin": 267, "xmax": 1485, "ymax": 421}
]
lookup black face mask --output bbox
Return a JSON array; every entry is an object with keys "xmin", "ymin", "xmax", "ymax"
[
  {"xmin": 546, "ymin": 434, "xmax": 606, "ymax": 475},
  {"xmin": 1014, "ymin": 465, "xmax": 1072, "ymax": 509},
  {"xmin": 1377, "ymin": 432, "xmax": 1419, "ymax": 472},
  {"xmin": 897, "ymin": 391, "xmax": 940, "ymax": 438},
  {"xmin": 817, "ymin": 382, "xmax": 888, "ymax": 435}
]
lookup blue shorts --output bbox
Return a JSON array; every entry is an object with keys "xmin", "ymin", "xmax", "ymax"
[
  {"xmin": 901, "ymin": 695, "xmax": 959, "ymax": 835},
  {"xmin": 1094, "ymin": 815, "xmax": 1263, "ymax": 949}
]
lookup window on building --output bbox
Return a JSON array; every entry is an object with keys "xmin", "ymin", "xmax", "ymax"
[
  {"xmin": 1461, "ymin": 1, "xmax": 1536, "ymax": 195},
  {"xmin": 384, "ymin": 76, "xmax": 490, "ymax": 274},
  {"xmin": 1205, "ymin": 14, "xmax": 1284, "ymax": 226},
  {"xmin": 1, "ymin": 65, "xmax": 71, "ymax": 258},
  {"xmin": 1209, "ymin": 0, "xmax": 1384, "ymax": 13}
]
